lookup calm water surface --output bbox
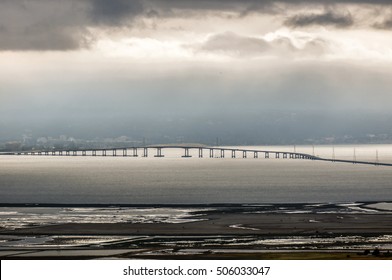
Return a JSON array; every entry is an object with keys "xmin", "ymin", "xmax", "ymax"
[{"xmin": 1, "ymin": 145, "xmax": 392, "ymax": 204}]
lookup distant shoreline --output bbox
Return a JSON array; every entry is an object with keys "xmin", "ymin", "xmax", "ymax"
[{"xmin": 0, "ymin": 201, "xmax": 391, "ymax": 208}]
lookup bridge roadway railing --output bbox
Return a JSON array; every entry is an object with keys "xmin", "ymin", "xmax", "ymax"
[{"xmin": 1, "ymin": 146, "xmax": 391, "ymax": 166}]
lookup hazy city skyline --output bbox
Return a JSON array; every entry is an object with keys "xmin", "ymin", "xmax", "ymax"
[{"xmin": 1, "ymin": 0, "xmax": 392, "ymax": 144}]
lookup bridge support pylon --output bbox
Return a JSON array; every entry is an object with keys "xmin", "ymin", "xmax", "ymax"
[
  {"xmin": 132, "ymin": 148, "xmax": 138, "ymax": 157},
  {"xmin": 143, "ymin": 148, "xmax": 148, "ymax": 157},
  {"xmin": 154, "ymin": 148, "xmax": 164, "ymax": 157},
  {"xmin": 182, "ymin": 148, "xmax": 192, "ymax": 158}
]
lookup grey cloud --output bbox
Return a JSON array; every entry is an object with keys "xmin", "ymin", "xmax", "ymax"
[
  {"xmin": 194, "ymin": 32, "xmax": 329, "ymax": 58},
  {"xmin": 148, "ymin": 1, "xmax": 392, "ymax": 9},
  {"xmin": 0, "ymin": 25, "xmax": 92, "ymax": 51},
  {"xmin": 147, "ymin": 1, "xmax": 392, "ymax": 13},
  {"xmin": 0, "ymin": 0, "xmax": 390, "ymax": 51},
  {"xmin": 144, "ymin": 1, "xmax": 392, "ymax": 19},
  {"xmin": 373, "ymin": 17, "xmax": 392, "ymax": 29},
  {"xmin": 196, "ymin": 32, "xmax": 271, "ymax": 57},
  {"xmin": 302, "ymin": 38, "xmax": 330, "ymax": 55},
  {"xmin": 285, "ymin": 11, "xmax": 354, "ymax": 28}
]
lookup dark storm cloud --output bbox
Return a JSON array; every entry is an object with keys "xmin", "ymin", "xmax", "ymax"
[
  {"xmin": 0, "ymin": 0, "xmax": 391, "ymax": 51},
  {"xmin": 0, "ymin": 0, "xmax": 91, "ymax": 51},
  {"xmin": 0, "ymin": 0, "xmax": 146, "ymax": 51},
  {"xmin": 0, "ymin": 0, "xmax": 150, "ymax": 51},
  {"xmin": 285, "ymin": 11, "xmax": 354, "ymax": 27},
  {"xmin": 90, "ymin": 0, "xmax": 145, "ymax": 25}
]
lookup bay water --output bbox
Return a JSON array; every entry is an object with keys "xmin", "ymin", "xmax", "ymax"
[{"xmin": 1, "ymin": 145, "xmax": 391, "ymax": 204}]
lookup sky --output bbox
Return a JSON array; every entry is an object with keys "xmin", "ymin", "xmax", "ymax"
[{"xmin": 1, "ymin": 0, "xmax": 392, "ymax": 145}]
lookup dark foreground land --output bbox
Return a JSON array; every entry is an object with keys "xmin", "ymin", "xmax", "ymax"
[{"xmin": 1, "ymin": 205, "xmax": 392, "ymax": 259}]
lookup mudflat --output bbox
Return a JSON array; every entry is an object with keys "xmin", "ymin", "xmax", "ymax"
[
  {"xmin": 2, "ymin": 205, "xmax": 392, "ymax": 259},
  {"xmin": 3, "ymin": 212, "xmax": 392, "ymax": 236}
]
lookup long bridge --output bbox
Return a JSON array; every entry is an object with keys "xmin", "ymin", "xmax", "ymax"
[{"xmin": 1, "ymin": 145, "xmax": 391, "ymax": 166}]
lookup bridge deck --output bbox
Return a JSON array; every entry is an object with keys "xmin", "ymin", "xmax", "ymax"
[{"xmin": 0, "ymin": 146, "xmax": 390, "ymax": 167}]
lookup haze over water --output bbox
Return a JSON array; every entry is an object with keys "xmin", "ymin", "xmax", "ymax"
[{"xmin": 1, "ymin": 145, "xmax": 391, "ymax": 204}]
